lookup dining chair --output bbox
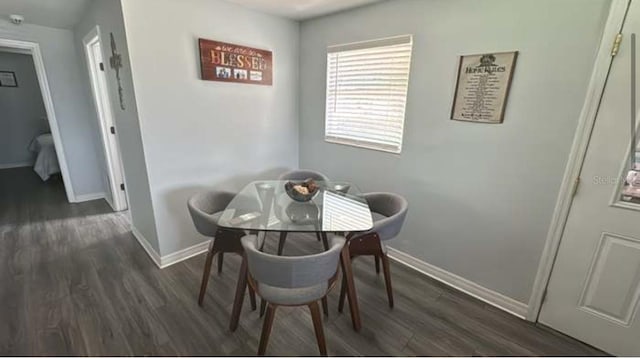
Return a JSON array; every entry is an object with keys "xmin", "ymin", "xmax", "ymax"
[
  {"xmin": 277, "ymin": 169, "xmax": 330, "ymax": 255},
  {"xmin": 338, "ymin": 192, "xmax": 408, "ymax": 310},
  {"xmin": 187, "ymin": 190, "xmax": 257, "ymax": 309},
  {"xmin": 242, "ymin": 234, "xmax": 345, "ymax": 356}
]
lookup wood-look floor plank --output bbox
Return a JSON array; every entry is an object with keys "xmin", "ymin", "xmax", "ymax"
[
  {"xmin": 0, "ymin": 167, "xmax": 608, "ymax": 356},
  {"xmin": 26, "ymin": 295, "xmax": 87, "ymax": 356}
]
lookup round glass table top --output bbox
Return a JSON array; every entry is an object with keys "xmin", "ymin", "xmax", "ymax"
[{"xmin": 217, "ymin": 181, "xmax": 373, "ymax": 232}]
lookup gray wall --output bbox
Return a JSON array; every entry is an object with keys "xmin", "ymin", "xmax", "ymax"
[
  {"xmin": 0, "ymin": 51, "xmax": 48, "ymax": 167},
  {"xmin": 74, "ymin": 0, "xmax": 159, "ymax": 251},
  {"xmin": 0, "ymin": 19, "xmax": 106, "ymax": 197},
  {"xmin": 121, "ymin": 0, "xmax": 299, "ymax": 256},
  {"xmin": 299, "ymin": 0, "xmax": 610, "ymax": 303}
]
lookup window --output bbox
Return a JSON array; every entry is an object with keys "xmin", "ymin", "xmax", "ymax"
[
  {"xmin": 325, "ymin": 35, "xmax": 412, "ymax": 153},
  {"xmin": 619, "ymin": 148, "xmax": 640, "ymax": 205}
]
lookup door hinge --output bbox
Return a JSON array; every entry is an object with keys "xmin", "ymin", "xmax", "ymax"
[
  {"xmin": 120, "ymin": 183, "xmax": 125, "ymax": 191},
  {"xmin": 110, "ymin": 126, "xmax": 115, "ymax": 134},
  {"xmin": 572, "ymin": 177, "xmax": 581, "ymax": 198},
  {"xmin": 99, "ymin": 62, "xmax": 105, "ymax": 71},
  {"xmin": 611, "ymin": 33, "xmax": 623, "ymax": 57}
]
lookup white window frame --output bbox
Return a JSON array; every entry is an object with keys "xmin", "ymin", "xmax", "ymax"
[{"xmin": 324, "ymin": 35, "xmax": 413, "ymax": 154}]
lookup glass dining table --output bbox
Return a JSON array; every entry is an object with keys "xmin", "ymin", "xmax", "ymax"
[{"xmin": 218, "ymin": 180, "xmax": 373, "ymax": 332}]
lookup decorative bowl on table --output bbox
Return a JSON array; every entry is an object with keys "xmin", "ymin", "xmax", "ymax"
[{"xmin": 284, "ymin": 179, "xmax": 320, "ymax": 202}]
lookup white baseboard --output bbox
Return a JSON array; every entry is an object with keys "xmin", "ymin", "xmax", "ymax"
[
  {"xmin": 386, "ymin": 246, "xmax": 529, "ymax": 319},
  {"xmin": 131, "ymin": 226, "xmax": 209, "ymax": 269},
  {"xmin": 73, "ymin": 192, "xmax": 106, "ymax": 203},
  {"xmin": 128, "ymin": 231, "xmax": 528, "ymax": 321},
  {"xmin": 131, "ymin": 226, "xmax": 162, "ymax": 268},
  {"xmin": 0, "ymin": 161, "xmax": 32, "ymax": 169},
  {"xmin": 159, "ymin": 240, "xmax": 210, "ymax": 268}
]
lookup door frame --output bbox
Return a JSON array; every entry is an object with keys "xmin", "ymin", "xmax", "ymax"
[
  {"xmin": 82, "ymin": 26, "xmax": 128, "ymax": 212},
  {"xmin": 0, "ymin": 38, "xmax": 76, "ymax": 202},
  {"xmin": 527, "ymin": 0, "xmax": 631, "ymax": 321}
]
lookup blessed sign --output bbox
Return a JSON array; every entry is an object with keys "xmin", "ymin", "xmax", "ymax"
[
  {"xmin": 451, "ymin": 51, "xmax": 518, "ymax": 123},
  {"xmin": 199, "ymin": 38, "xmax": 273, "ymax": 86}
]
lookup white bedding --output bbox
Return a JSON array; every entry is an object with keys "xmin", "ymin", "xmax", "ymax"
[{"xmin": 29, "ymin": 134, "xmax": 60, "ymax": 181}]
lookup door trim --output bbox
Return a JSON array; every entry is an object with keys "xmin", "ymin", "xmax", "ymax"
[
  {"xmin": 82, "ymin": 26, "xmax": 128, "ymax": 212},
  {"xmin": 527, "ymin": 0, "xmax": 631, "ymax": 321},
  {"xmin": 0, "ymin": 38, "xmax": 76, "ymax": 202}
]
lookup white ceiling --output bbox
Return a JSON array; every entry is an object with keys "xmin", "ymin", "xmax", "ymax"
[
  {"xmin": 0, "ymin": 0, "xmax": 89, "ymax": 29},
  {"xmin": 0, "ymin": 0, "xmax": 380, "ymax": 29},
  {"xmin": 225, "ymin": 0, "xmax": 383, "ymax": 20}
]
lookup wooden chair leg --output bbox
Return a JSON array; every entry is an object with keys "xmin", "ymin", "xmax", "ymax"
[
  {"xmin": 248, "ymin": 285, "xmax": 257, "ymax": 311},
  {"xmin": 309, "ymin": 301, "xmax": 328, "ymax": 356},
  {"xmin": 258, "ymin": 304, "xmax": 277, "ymax": 356},
  {"xmin": 316, "ymin": 231, "xmax": 322, "ymax": 242},
  {"xmin": 277, "ymin": 232, "xmax": 287, "ymax": 256},
  {"xmin": 340, "ymin": 247, "xmax": 361, "ymax": 331},
  {"xmin": 217, "ymin": 252, "xmax": 224, "ymax": 274},
  {"xmin": 338, "ymin": 272, "xmax": 347, "ymax": 313},
  {"xmin": 321, "ymin": 296, "xmax": 329, "ymax": 317},
  {"xmin": 260, "ymin": 298, "xmax": 267, "ymax": 317},
  {"xmin": 381, "ymin": 253, "xmax": 394, "ymax": 308},
  {"xmin": 229, "ymin": 256, "xmax": 248, "ymax": 332},
  {"xmin": 198, "ymin": 246, "xmax": 217, "ymax": 306},
  {"xmin": 374, "ymin": 255, "xmax": 380, "ymax": 274}
]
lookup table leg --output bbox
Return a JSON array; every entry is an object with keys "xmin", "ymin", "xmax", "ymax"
[
  {"xmin": 320, "ymin": 231, "xmax": 329, "ymax": 251},
  {"xmin": 340, "ymin": 244, "xmax": 361, "ymax": 331},
  {"xmin": 229, "ymin": 254, "xmax": 248, "ymax": 332}
]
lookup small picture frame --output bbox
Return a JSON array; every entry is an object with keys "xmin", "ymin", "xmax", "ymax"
[
  {"xmin": 450, "ymin": 51, "xmax": 518, "ymax": 124},
  {"xmin": 0, "ymin": 71, "xmax": 18, "ymax": 87}
]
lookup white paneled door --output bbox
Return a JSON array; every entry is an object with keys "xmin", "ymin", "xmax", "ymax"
[
  {"xmin": 83, "ymin": 27, "xmax": 128, "ymax": 212},
  {"xmin": 539, "ymin": 1, "xmax": 640, "ymax": 355}
]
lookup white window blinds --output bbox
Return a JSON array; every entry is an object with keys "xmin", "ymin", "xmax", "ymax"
[{"xmin": 325, "ymin": 35, "xmax": 412, "ymax": 154}]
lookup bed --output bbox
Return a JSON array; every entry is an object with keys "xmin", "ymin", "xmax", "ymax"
[{"xmin": 29, "ymin": 133, "xmax": 61, "ymax": 181}]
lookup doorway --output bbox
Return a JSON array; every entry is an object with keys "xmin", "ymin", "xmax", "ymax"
[
  {"xmin": 0, "ymin": 38, "xmax": 75, "ymax": 201},
  {"xmin": 536, "ymin": 0, "xmax": 640, "ymax": 355},
  {"xmin": 83, "ymin": 27, "xmax": 128, "ymax": 212}
]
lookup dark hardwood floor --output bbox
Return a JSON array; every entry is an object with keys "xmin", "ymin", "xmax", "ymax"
[{"xmin": 0, "ymin": 167, "xmax": 607, "ymax": 356}]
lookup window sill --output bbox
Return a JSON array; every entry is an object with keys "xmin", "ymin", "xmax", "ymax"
[{"xmin": 324, "ymin": 137, "xmax": 402, "ymax": 154}]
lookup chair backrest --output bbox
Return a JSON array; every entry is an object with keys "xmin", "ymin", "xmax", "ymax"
[
  {"xmin": 187, "ymin": 190, "xmax": 235, "ymax": 237},
  {"xmin": 364, "ymin": 192, "xmax": 408, "ymax": 241},
  {"xmin": 242, "ymin": 235, "xmax": 345, "ymax": 289},
  {"xmin": 278, "ymin": 169, "xmax": 329, "ymax": 182}
]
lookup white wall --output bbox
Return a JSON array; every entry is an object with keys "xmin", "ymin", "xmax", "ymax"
[
  {"xmin": 121, "ymin": 0, "xmax": 299, "ymax": 256},
  {"xmin": 0, "ymin": 19, "xmax": 106, "ymax": 197},
  {"xmin": 74, "ymin": 0, "xmax": 160, "ymax": 251},
  {"xmin": 0, "ymin": 51, "xmax": 48, "ymax": 167},
  {"xmin": 299, "ymin": 0, "xmax": 610, "ymax": 303}
]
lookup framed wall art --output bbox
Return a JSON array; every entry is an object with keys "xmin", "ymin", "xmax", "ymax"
[
  {"xmin": 450, "ymin": 51, "xmax": 518, "ymax": 124},
  {"xmin": 199, "ymin": 38, "xmax": 273, "ymax": 86}
]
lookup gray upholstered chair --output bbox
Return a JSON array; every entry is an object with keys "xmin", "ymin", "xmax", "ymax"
[
  {"xmin": 187, "ymin": 190, "xmax": 257, "ymax": 309},
  {"xmin": 276, "ymin": 169, "xmax": 330, "ymax": 255},
  {"xmin": 338, "ymin": 192, "xmax": 408, "ymax": 310},
  {"xmin": 242, "ymin": 234, "xmax": 344, "ymax": 356}
]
